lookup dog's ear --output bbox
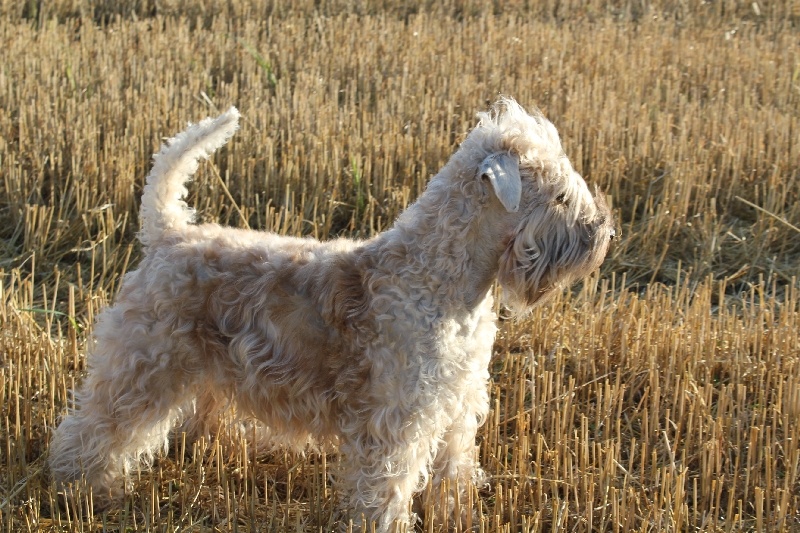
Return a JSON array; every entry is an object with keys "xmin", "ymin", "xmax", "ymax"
[{"xmin": 479, "ymin": 153, "xmax": 521, "ymax": 212}]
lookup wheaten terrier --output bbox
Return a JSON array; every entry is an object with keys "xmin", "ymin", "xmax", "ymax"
[{"xmin": 50, "ymin": 98, "xmax": 614, "ymax": 530}]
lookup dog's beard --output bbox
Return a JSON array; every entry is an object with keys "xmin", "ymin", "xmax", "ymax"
[{"xmin": 497, "ymin": 198, "xmax": 612, "ymax": 313}]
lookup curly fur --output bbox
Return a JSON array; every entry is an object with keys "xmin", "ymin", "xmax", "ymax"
[{"xmin": 49, "ymin": 98, "xmax": 613, "ymax": 531}]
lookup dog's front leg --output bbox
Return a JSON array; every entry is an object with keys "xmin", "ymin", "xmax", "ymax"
[
  {"xmin": 425, "ymin": 397, "xmax": 488, "ymax": 530},
  {"xmin": 337, "ymin": 420, "xmax": 435, "ymax": 532}
]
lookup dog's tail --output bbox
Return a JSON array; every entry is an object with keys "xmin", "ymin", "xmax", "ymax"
[{"xmin": 139, "ymin": 107, "xmax": 240, "ymax": 247}]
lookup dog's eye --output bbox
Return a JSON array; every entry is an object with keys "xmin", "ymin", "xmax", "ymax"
[{"xmin": 555, "ymin": 193, "xmax": 568, "ymax": 206}]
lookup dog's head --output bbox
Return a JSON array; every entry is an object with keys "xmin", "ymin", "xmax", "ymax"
[{"xmin": 463, "ymin": 98, "xmax": 614, "ymax": 311}]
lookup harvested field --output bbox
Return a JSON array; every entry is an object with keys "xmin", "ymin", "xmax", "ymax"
[{"xmin": 1, "ymin": 1, "xmax": 799, "ymax": 531}]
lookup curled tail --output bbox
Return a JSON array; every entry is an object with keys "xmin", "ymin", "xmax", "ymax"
[{"xmin": 139, "ymin": 107, "xmax": 240, "ymax": 247}]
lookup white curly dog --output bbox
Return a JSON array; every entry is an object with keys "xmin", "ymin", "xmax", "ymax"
[{"xmin": 50, "ymin": 98, "xmax": 614, "ymax": 530}]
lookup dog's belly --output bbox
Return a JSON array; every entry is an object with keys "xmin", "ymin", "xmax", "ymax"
[
  {"xmin": 197, "ymin": 293, "xmax": 365, "ymax": 441},
  {"xmin": 231, "ymin": 333, "xmax": 354, "ymax": 439}
]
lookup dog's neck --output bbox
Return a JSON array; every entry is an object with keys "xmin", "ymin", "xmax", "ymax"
[{"xmin": 368, "ymin": 172, "xmax": 510, "ymax": 312}]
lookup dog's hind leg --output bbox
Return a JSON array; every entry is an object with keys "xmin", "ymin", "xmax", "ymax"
[
  {"xmin": 177, "ymin": 384, "xmax": 229, "ymax": 444},
  {"xmin": 49, "ymin": 303, "xmax": 200, "ymax": 507}
]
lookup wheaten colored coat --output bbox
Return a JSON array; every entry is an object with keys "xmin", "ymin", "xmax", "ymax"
[{"xmin": 50, "ymin": 98, "xmax": 614, "ymax": 531}]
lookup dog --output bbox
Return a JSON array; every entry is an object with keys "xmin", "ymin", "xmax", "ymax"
[{"xmin": 49, "ymin": 98, "xmax": 614, "ymax": 530}]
